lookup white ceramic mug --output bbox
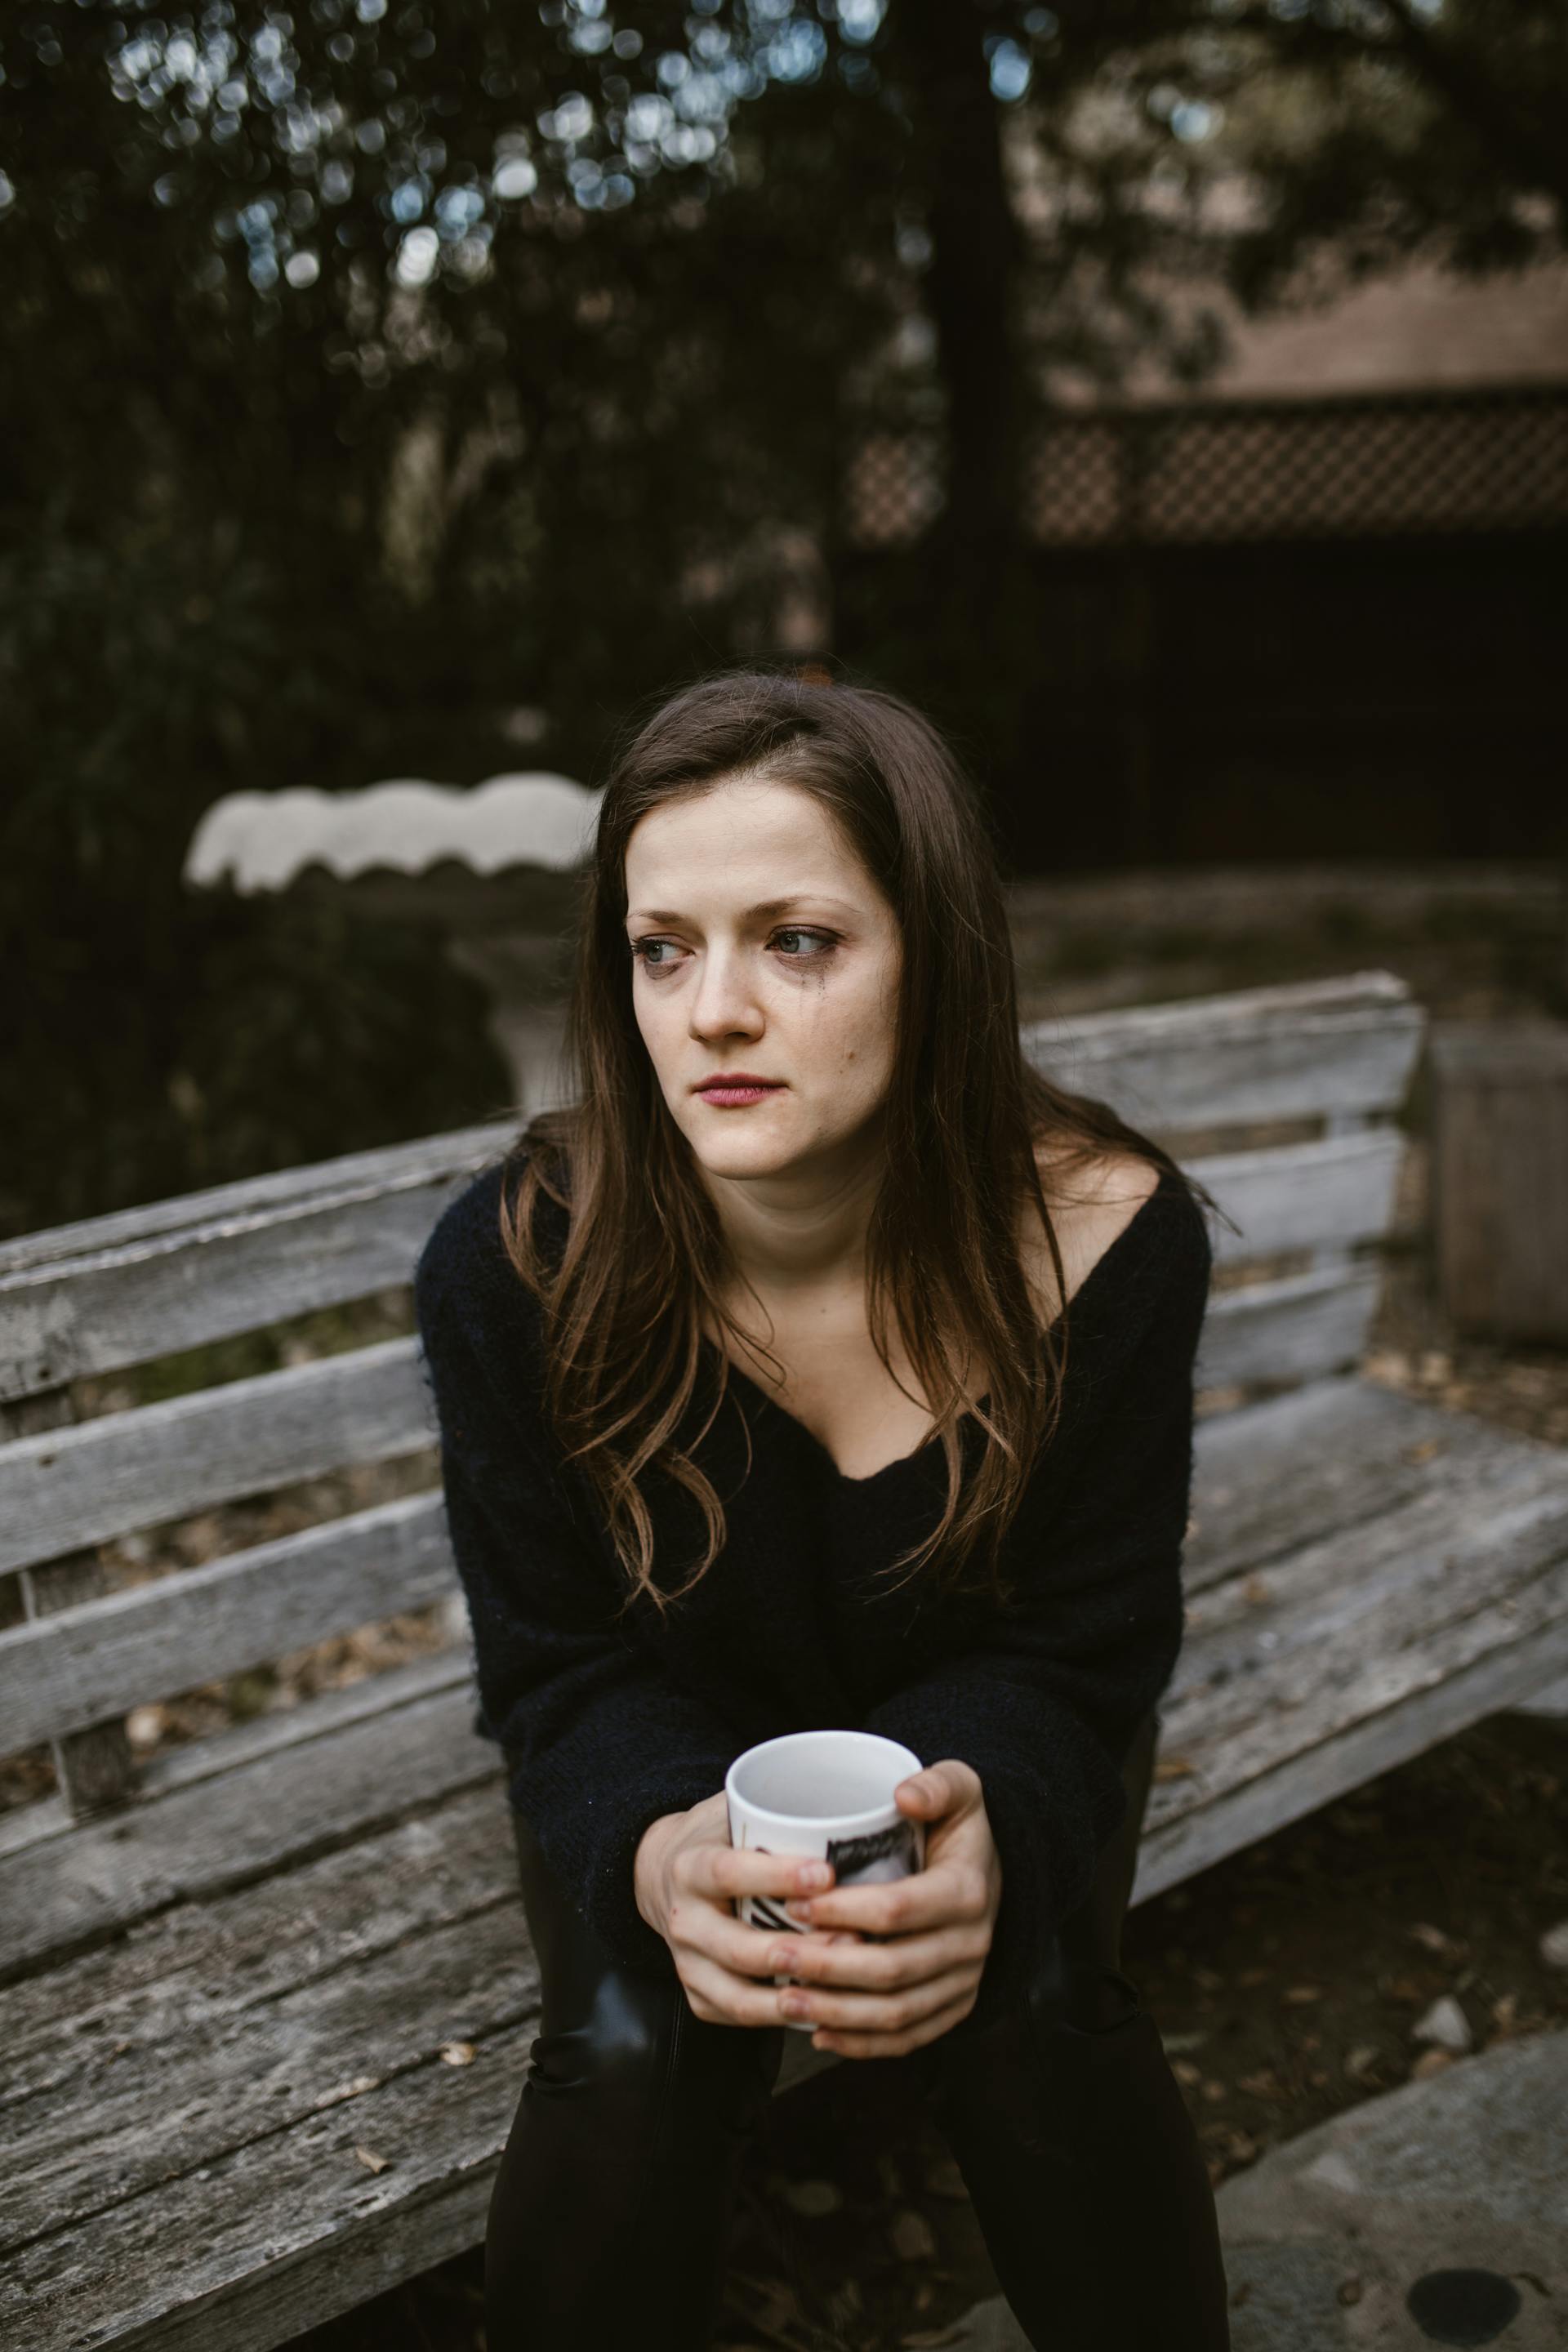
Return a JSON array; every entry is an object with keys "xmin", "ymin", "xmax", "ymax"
[{"xmin": 724, "ymin": 1729, "xmax": 927, "ymax": 2032}]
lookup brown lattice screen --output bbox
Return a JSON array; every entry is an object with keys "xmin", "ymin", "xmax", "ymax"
[{"xmin": 844, "ymin": 388, "xmax": 1568, "ymax": 548}]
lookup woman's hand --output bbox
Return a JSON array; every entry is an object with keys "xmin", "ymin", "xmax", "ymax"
[
  {"xmin": 768, "ymin": 1759, "xmax": 1002, "ymax": 2058},
  {"xmin": 635, "ymin": 1792, "xmax": 867, "ymax": 2029}
]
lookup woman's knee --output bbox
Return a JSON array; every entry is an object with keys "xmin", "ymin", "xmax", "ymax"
[{"xmin": 524, "ymin": 1955, "xmax": 784, "ymax": 2151}]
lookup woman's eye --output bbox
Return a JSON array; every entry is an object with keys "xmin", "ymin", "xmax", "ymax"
[{"xmin": 628, "ymin": 929, "xmax": 835, "ymax": 976}]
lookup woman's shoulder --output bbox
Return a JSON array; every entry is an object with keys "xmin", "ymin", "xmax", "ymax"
[
  {"xmin": 414, "ymin": 1156, "xmax": 508, "ymax": 1319},
  {"xmin": 1019, "ymin": 1138, "xmax": 1211, "ymax": 1340},
  {"xmin": 413, "ymin": 1144, "xmax": 569, "ymax": 1370}
]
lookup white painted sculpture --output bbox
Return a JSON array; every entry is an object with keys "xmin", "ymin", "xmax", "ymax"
[
  {"xmin": 185, "ymin": 773, "xmax": 600, "ymax": 893},
  {"xmin": 184, "ymin": 773, "xmax": 604, "ymax": 1116}
]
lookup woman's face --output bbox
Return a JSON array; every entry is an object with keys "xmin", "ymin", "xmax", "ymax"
[{"xmin": 622, "ymin": 773, "xmax": 903, "ymax": 1184}]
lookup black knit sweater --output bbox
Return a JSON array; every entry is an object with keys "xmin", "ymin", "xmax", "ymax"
[{"xmin": 412, "ymin": 1150, "xmax": 1212, "ymax": 2025}]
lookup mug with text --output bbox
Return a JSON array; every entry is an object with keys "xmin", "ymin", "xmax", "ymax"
[{"xmin": 724, "ymin": 1728, "xmax": 927, "ymax": 2032}]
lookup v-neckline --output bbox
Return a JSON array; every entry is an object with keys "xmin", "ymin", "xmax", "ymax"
[{"xmin": 702, "ymin": 1162, "xmax": 1174, "ymax": 1489}]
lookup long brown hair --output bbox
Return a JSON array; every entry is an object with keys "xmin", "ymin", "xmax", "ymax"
[{"xmin": 500, "ymin": 662, "xmax": 1218, "ymax": 1619}]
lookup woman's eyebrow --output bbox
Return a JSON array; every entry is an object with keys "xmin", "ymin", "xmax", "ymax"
[{"xmin": 626, "ymin": 894, "xmax": 858, "ymax": 924}]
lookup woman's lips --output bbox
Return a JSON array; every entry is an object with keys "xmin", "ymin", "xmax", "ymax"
[{"xmin": 696, "ymin": 1082, "xmax": 786, "ymax": 1107}]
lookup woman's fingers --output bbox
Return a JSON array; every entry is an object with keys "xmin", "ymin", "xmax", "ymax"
[
  {"xmin": 785, "ymin": 1957, "xmax": 980, "ymax": 2034},
  {"xmin": 807, "ymin": 1972, "xmax": 982, "ymax": 2056},
  {"xmin": 692, "ymin": 1904, "xmax": 840, "ymax": 1983},
  {"xmin": 678, "ymin": 1946, "xmax": 806, "ymax": 2029},
  {"xmin": 796, "ymin": 1857, "xmax": 989, "ymax": 1940},
  {"xmin": 688, "ymin": 1839, "xmax": 835, "ymax": 1911},
  {"xmin": 769, "ymin": 1919, "xmax": 987, "ymax": 1993}
]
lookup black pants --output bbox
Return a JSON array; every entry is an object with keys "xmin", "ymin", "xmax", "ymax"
[{"xmin": 489, "ymin": 1717, "xmax": 1231, "ymax": 2350}]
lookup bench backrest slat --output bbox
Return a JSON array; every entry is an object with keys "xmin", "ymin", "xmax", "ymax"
[
  {"xmin": 1199, "ymin": 1263, "xmax": 1383, "ymax": 1392},
  {"xmin": 1200, "ymin": 1129, "xmax": 1403, "ymax": 1270},
  {"xmin": 0, "ymin": 1493, "xmax": 452, "ymax": 1754},
  {"xmin": 1027, "ymin": 967, "xmax": 1422, "ymax": 1130},
  {"xmin": 0, "ymin": 1340, "xmax": 429, "ymax": 1579},
  {"xmin": 0, "ymin": 1121, "xmax": 514, "ymax": 1405}
]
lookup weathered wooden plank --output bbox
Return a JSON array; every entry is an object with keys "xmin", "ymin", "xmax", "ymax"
[
  {"xmin": 1, "ymin": 1781, "xmax": 515, "ymax": 2075},
  {"xmin": 1184, "ymin": 1374, "xmax": 1524, "ymax": 1595},
  {"xmin": 0, "ymin": 1985, "xmax": 529, "ymax": 2352},
  {"xmin": 0, "ymin": 1121, "xmax": 515, "ymax": 1280},
  {"xmin": 1026, "ymin": 969, "xmax": 1423, "ymax": 1134},
  {"xmin": 1195, "ymin": 1262, "xmax": 1383, "ymax": 1391},
  {"xmin": 0, "ymin": 1747, "xmax": 821, "ymax": 2352},
  {"xmin": 0, "ymin": 1120, "xmax": 515, "ymax": 1404},
  {"xmin": 1154, "ymin": 1486, "xmax": 1568, "ymax": 1822},
  {"xmin": 1175, "ymin": 1486, "xmax": 1568, "ymax": 1768},
  {"xmin": 0, "ymin": 1655, "xmax": 490, "ymax": 1985},
  {"xmin": 0, "ymin": 1640, "xmax": 468, "ymax": 1864},
  {"xmin": 0, "ymin": 1338, "xmax": 435, "ymax": 1578},
  {"xmin": 3, "ymin": 1380, "xmax": 139, "ymax": 1819},
  {"xmin": 1, "ymin": 1788, "xmax": 532, "ymax": 2255},
  {"xmin": 1191, "ymin": 1129, "xmax": 1405, "ymax": 1268},
  {"xmin": 0, "ymin": 1493, "xmax": 458, "ymax": 1751},
  {"xmin": 1134, "ymin": 1603, "xmax": 1568, "ymax": 1909}
]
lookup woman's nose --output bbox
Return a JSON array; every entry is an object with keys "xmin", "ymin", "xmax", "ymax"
[{"xmin": 688, "ymin": 946, "xmax": 764, "ymax": 1036}]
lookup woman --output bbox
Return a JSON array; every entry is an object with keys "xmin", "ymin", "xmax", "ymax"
[{"xmin": 413, "ymin": 666, "xmax": 1232, "ymax": 2350}]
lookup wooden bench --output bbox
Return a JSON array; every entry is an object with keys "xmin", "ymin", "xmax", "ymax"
[{"xmin": 5, "ymin": 968, "xmax": 1567, "ymax": 2350}]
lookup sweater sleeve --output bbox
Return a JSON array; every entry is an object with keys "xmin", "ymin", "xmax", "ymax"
[
  {"xmin": 413, "ymin": 1187, "xmax": 739, "ymax": 1975},
  {"xmin": 861, "ymin": 1186, "xmax": 1212, "ymax": 2019}
]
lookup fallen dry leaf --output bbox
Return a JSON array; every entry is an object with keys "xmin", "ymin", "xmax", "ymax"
[
  {"xmin": 1241, "ymin": 1575, "xmax": 1269, "ymax": 1604},
  {"xmin": 1237, "ymin": 2069, "xmax": 1285, "ymax": 2100},
  {"xmin": 354, "ymin": 2145, "xmax": 390, "ymax": 2174},
  {"xmin": 1401, "ymin": 1439, "xmax": 1442, "ymax": 1465},
  {"xmin": 1153, "ymin": 1755, "xmax": 1196, "ymax": 1781},
  {"xmin": 1282, "ymin": 1984, "xmax": 1323, "ymax": 2005},
  {"xmin": 1171, "ymin": 2058, "xmax": 1202, "ymax": 2087},
  {"xmin": 1237, "ymin": 1966, "xmax": 1272, "ymax": 1989},
  {"xmin": 439, "ymin": 2041, "xmax": 476, "ymax": 2067},
  {"xmin": 1344, "ymin": 2045, "xmax": 1380, "ymax": 2079},
  {"xmin": 1410, "ymin": 2049, "xmax": 1455, "ymax": 2081},
  {"xmin": 889, "ymin": 2208, "xmax": 938, "ymax": 2262},
  {"xmin": 1407, "ymin": 1922, "xmax": 1454, "ymax": 1955}
]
